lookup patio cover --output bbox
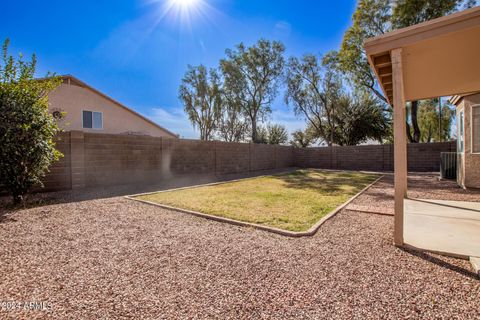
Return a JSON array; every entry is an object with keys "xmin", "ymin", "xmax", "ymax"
[{"xmin": 364, "ymin": 6, "xmax": 480, "ymax": 246}]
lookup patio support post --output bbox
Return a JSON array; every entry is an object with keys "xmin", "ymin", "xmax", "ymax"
[{"xmin": 392, "ymin": 48, "xmax": 407, "ymax": 246}]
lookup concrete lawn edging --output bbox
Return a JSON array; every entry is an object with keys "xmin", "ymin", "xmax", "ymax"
[
  {"xmin": 470, "ymin": 257, "xmax": 480, "ymax": 276},
  {"xmin": 125, "ymin": 172, "xmax": 385, "ymax": 238}
]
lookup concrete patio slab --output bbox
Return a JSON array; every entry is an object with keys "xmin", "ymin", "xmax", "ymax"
[{"xmin": 404, "ymin": 198, "xmax": 480, "ymax": 259}]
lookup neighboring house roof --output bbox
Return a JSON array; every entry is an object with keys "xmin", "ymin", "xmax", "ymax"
[{"xmin": 59, "ymin": 75, "xmax": 178, "ymax": 138}]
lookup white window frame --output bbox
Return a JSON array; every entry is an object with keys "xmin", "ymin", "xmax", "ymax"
[
  {"xmin": 471, "ymin": 104, "xmax": 480, "ymax": 154},
  {"xmin": 458, "ymin": 108, "xmax": 464, "ymax": 153},
  {"xmin": 82, "ymin": 110, "xmax": 104, "ymax": 130}
]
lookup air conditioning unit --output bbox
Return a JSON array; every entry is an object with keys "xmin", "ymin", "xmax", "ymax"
[{"xmin": 440, "ymin": 152, "xmax": 457, "ymax": 180}]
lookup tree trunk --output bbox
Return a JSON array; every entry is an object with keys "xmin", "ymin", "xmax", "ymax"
[
  {"xmin": 251, "ymin": 116, "xmax": 257, "ymax": 143},
  {"xmin": 330, "ymin": 125, "xmax": 334, "ymax": 147},
  {"xmin": 406, "ymin": 122, "xmax": 414, "ymax": 143},
  {"xmin": 411, "ymin": 100, "xmax": 421, "ymax": 143}
]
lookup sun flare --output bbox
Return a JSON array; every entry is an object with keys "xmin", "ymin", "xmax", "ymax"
[
  {"xmin": 159, "ymin": 0, "xmax": 203, "ymax": 25},
  {"xmin": 145, "ymin": 0, "xmax": 220, "ymax": 35},
  {"xmin": 171, "ymin": 0, "xmax": 198, "ymax": 8}
]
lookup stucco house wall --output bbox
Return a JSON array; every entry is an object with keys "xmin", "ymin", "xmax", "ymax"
[
  {"xmin": 48, "ymin": 76, "xmax": 177, "ymax": 138},
  {"xmin": 455, "ymin": 93, "xmax": 480, "ymax": 189}
]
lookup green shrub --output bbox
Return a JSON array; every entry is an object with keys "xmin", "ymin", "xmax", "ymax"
[{"xmin": 0, "ymin": 39, "xmax": 62, "ymax": 204}]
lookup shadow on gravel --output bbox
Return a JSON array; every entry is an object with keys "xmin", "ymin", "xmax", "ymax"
[
  {"xmin": 0, "ymin": 168, "xmax": 297, "ymax": 216},
  {"xmin": 0, "ymin": 211, "xmax": 15, "ymax": 223},
  {"xmin": 402, "ymin": 247, "xmax": 479, "ymax": 280},
  {"xmin": 0, "ymin": 198, "xmax": 57, "ymax": 223}
]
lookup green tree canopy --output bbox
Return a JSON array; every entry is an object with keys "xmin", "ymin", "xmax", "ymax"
[
  {"xmin": 332, "ymin": 93, "xmax": 390, "ymax": 146},
  {"xmin": 220, "ymin": 39, "xmax": 285, "ymax": 143},
  {"xmin": 256, "ymin": 123, "xmax": 289, "ymax": 145},
  {"xmin": 0, "ymin": 39, "xmax": 62, "ymax": 203},
  {"xmin": 392, "ymin": 0, "xmax": 460, "ymax": 28},
  {"xmin": 336, "ymin": 0, "xmax": 391, "ymax": 105},
  {"xmin": 290, "ymin": 128, "xmax": 317, "ymax": 148},
  {"xmin": 417, "ymin": 99, "xmax": 454, "ymax": 143},
  {"xmin": 286, "ymin": 53, "xmax": 390, "ymax": 146},
  {"xmin": 266, "ymin": 123, "xmax": 288, "ymax": 145}
]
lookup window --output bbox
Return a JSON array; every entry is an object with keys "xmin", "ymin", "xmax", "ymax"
[
  {"xmin": 473, "ymin": 105, "xmax": 480, "ymax": 153},
  {"xmin": 458, "ymin": 110, "xmax": 464, "ymax": 153},
  {"xmin": 82, "ymin": 111, "xmax": 103, "ymax": 129}
]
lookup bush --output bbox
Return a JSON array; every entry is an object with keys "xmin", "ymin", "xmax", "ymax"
[{"xmin": 0, "ymin": 39, "xmax": 62, "ymax": 203}]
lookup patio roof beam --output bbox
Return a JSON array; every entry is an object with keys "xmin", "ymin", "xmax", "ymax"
[
  {"xmin": 378, "ymin": 65, "xmax": 392, "ymax": 77},
  {"xmin": 382, "ymin": 75, "xmax": 393, "ymax": 85},
  {"xmin": 373, "ymin": 54, "xmax": 392, "ymax": 67}
]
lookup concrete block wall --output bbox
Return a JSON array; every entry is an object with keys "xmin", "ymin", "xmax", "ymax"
[
  {"xmin": 250, "ymin": 144, "xmax": 276, "ymax": 171},
  {"xmin": 40, "ymin": 132, "xmax": 455, "ymax": 192},
  {"xmin": 294, "ymin": 141, "xmax": 456, "ymax": 172},
  {"xmin": 335, "ymin": 145, "xmax": 394, "ymax": 172},
  {"xmin": 71, "ymin": 131, "xmax": 86, "ymax": 188},
  {"xmin": 42, "ymin": 133, "xmax": 72, "ymax": 191},
  {"xmin": 83, "ymin": 133, "xmax": 163, "ymax": 186},
  {"xmin": 215, "ymin": 141, "xmax": 250, "ymax": 174},
  {"xmin": 275, "ymin": 146, "xmax": 295, "ymax": 169},
  {"xmin": 407, "ymin": 141, "xmax": 456, "ymax": 172},
  {"xmin": 163, "ymin": 138, "xmax": 216, "ymax": 175},
  {"xmin": 294, "ymin": 147, "xmax": 333, "ymax": 169},
  {"xmin": 42, "ymin": 132, "xmax": 295, "ymax": 190}
]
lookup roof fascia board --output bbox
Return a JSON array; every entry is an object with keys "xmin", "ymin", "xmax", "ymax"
[{"xmin": 365, "ymin": 6, "xmax": 480, "ymax": 55}]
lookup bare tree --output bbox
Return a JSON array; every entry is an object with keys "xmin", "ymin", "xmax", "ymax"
[
  {"xmin": 216, "ymin": 98, "xmax": 249, "ymax": 142},
  {"xmin": 285, "ymin": 54, "xmax": 342, "ymax": 146},
  {"xmin": 179, "ymin": 65, "xmax": 222, "ymax": 140}
]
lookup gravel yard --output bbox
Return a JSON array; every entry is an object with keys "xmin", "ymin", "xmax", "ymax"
[{"xmin": 0, "ymin": 173, "xmax": 479, "ymax": 319}]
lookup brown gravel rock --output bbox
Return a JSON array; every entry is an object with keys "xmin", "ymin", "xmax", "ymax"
[{"xmin": 0, "ymin": 174, "xmax": 479, "ymax": 319}]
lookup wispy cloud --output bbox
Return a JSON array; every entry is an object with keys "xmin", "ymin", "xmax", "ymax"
[
  {"xmin": 270, "ymin": 108, "xmax": 306, "ymax": 136},
  {"xmin": 148, "ymin": 107, "xmax": 198, "ymax": 139},
  {"xmin": 273, "ymin": 21, "xmax": 292, "ymax": 39}
]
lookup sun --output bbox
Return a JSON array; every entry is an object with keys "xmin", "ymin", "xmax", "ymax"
[
  {"xmin": 160, "ymin": 0, "xmax": 203, "ymax": 29},
  {"xmin": 170, "ymin": 0, "xmax": 199, "ymax": 9},
  {"xmin": 146, "ymin": 0, "xmax": 215, "ymax": 33},
  {"xmin": 172, "ymin": 0, "xmax": 198, "ymax": 7}
]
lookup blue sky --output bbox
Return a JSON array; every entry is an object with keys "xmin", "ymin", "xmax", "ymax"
[{"xmin": 0, "ymin": 0, "xmax": 356, "ymax": 138}]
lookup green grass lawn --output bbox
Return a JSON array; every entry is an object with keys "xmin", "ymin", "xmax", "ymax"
[{"xmin": 136, "ymin": 170, "xmax": 379, "ymax": 232}]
